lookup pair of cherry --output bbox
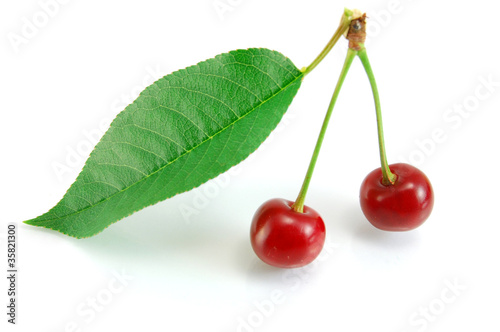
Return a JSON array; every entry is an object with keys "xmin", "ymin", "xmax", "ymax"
[{"xmin": 250, "ymin": 11, "xmax": 434, "ymax": 268}]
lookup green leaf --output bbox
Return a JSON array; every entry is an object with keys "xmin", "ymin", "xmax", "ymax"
[{"xmin": 25, "ymin": 48, "xmax": 303, "ymax": 238}]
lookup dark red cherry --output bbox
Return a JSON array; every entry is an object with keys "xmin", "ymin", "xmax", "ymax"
[
  {"xmin": 360, "ymin": 163, "xmax": 434, "ymax": 231},
  {"xmin": 250, "ymin": 198, "xmax": 326, "ymax": 268}
]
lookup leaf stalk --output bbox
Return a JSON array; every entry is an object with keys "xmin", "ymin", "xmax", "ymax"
[{"xmin": 301, "ymin": 8, "xmax": 358, "ymax": 76}]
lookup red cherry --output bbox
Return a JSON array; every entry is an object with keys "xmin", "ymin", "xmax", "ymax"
[
  {"xmin": 359, "ymin": 163, "xmax": 434, "ymax": 231},
  {"xmin": 250, "ymin": 198, "xmax": 326, "ymax": 268}
]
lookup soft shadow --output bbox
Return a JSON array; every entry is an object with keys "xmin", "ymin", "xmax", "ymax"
[
  {"xmin": 68, "ymin": 196, "xmax": 248, "ymax": 280},
  {"xmin": 354, "ymin": 222, "xmax": 422, "ymax": 247},
  {"xmin": 350, "ymin": 219, "xmax": 423, "ymax": 269},
  {"xmin": 312, "ymin": 192, "xmax": 423, "ymax": 269},
  {"xmin": 234, "ymin": 240, "xmax": 287, "ymax": 282}
]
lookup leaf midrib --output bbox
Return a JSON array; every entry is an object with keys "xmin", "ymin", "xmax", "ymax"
[{"xmin": 36, "ymin": 72, "xmax": 303, "ymax": 224}]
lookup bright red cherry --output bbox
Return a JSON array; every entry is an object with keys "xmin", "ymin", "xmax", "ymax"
[
  {"xmin": 359, "ymin": 163, "xmax": 434, "ymax": 231},
  {"xmin": 250, "ymin": 198, "xmax": 326, "ymax": 268}
]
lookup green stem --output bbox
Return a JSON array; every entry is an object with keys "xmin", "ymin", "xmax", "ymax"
[
  {"xmin": 357, "ymin": 47, "xmax": 397, "ymax": 185},
  {"xmin": 302, "ymin": 8, "xmax": 353, "ymax": 76},
  {"xmin": 292, "ymin": 48, "xmax": 357, "ymax": 213}
]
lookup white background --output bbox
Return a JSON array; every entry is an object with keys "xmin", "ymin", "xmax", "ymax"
[{"xmin": 1, "ymin": 0, "xmax": 499, "ymax": 331}]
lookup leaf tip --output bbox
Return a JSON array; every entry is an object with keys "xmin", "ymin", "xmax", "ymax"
[{"xmin": 23, "ymin": 218, "xmax": 37, "ymax": 226}]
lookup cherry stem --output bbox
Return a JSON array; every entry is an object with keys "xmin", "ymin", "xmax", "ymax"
[
  {"xmin": 292, "ymin": 48, "xmax": 357, "ymax": 213},
  {"xmin": 357, "ymin": 47, "xmax": 397, "ymax": 185},
  {"xmin": 301, "ymin": 8, "xmax": 353, "ymax": 76}
]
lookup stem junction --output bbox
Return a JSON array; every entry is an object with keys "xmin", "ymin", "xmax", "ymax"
[
  {"xmin": 292, "ymin": 10, "xmax": 397, "ymax": 213},
  {"xmin": 301, "ymin": 8, "xmax": 363, "ymax": 76}
]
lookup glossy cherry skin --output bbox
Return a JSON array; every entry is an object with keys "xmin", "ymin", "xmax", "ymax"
[
  {"xmin": 250, "ymin": 198, "xmax": 326, "ymax": 268},
  {"xmin": 360, "ymin": 163, "xmax": 434, "ymax": 231}
]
